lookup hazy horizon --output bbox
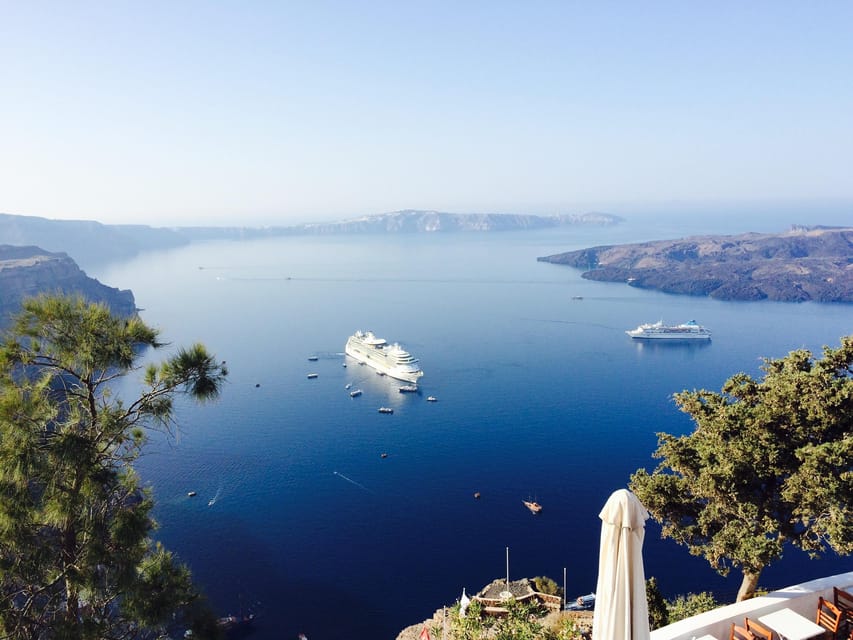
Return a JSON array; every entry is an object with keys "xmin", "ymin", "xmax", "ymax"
[
  {"xmin": 2, "ymin": 3, "xmax": 852, "ymax": 228},
  {"xmin": 4, "ymin": 198, "xmax": 852, "ymax": 232}
]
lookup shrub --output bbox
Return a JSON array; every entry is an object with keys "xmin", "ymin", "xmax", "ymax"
[
  {"xmin": 667, "ymin": 591, "xmax": 721, "ymax": 624},
  {"xmin": 533, "ymin": 576, "xmax": 562, "ymax": 597}
]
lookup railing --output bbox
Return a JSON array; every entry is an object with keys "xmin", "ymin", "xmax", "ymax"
[{"xmin": 650, "ymin": 571, "xmax": 853, "ymax": 640}]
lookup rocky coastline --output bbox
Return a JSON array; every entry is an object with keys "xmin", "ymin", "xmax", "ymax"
[
  {"xmin": 0, "ymin": 245, "xmax": 136, "ymax": 326},
  {"xmin": 538, "ymin": 226, "xmax": 853, "ymax": 303}
]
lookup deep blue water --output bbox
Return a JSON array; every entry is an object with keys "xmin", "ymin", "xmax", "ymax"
[{"xmin": 94, "ymin": 214, "xmax": 853, "ymax": 639}]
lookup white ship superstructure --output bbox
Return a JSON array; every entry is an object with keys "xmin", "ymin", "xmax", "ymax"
[
  {"xmin": 626, "ymin": 320, "xmax": 711, "ymax": 340},
  {"xmin": 345, "ymin": 331, "xmax": 424, "ymax": 383}
]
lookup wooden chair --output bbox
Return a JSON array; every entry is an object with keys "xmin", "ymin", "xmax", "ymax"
[
  {"xmin": 834, "ymin": 587, "xmax": 853, "ymax": 626},
  {"xmin": 817, "ymin": 596, "xmax": 844, "ymax": 640},
  {"xmin": 731, "ymin": 623, "xmax": 757, "ymax": 640},
  {"xmin": 745, "ymin": 617, "xmax": 774, "ymax": 640}
]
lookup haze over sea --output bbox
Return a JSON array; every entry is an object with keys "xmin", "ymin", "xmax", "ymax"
[{"xmin": 94, "ymin": 209, "xmax": 853, "ymax": 639}]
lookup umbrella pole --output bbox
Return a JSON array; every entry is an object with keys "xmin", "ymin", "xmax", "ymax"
[{"xmin": 506, "ymin": 546, "xmax": 510, "ymax": 589}]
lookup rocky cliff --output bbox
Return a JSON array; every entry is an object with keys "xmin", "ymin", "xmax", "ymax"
[
  {"xmin": 292, "ymin": 210, "xmax": 622, "ymax": 233},
  {"xmin": 0, "ymin": 245, "xmax": 137, "ymax": 326},
  {"xmin": 538, "ymin": 226, "xmax": 853, "ymax": 303},
  {"xmin": 176, "ymin": 210, "xmax": 623, "ymax": 241},
  {"xmin": 0, "ymin": 213, "xmax": 188, "ymax": 269}
]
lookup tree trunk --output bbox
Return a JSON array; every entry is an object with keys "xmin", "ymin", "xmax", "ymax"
[{"xmin": 737, "ymin": 570, "xmax": 762, "ymax": 601}]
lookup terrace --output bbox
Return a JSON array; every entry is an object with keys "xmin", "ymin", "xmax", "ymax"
[{"xmin": 650, "ymin": 571, "xmax": 853, "ymax": 640}]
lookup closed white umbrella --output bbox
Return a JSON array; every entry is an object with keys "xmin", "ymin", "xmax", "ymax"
[{"xmin": 592, "ymin": 489, "xmax": 651, "ymax": 640}]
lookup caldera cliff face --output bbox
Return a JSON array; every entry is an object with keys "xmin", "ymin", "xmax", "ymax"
[
  {"xmin": 0, "ymin": 245, "xmax": 136, "ymax": 325},
  {"xmin": 538, "ymin": 227, "xmax": 853, "ymax": 303}
]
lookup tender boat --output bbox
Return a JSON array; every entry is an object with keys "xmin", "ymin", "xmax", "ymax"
[
  {"xmin": 378, "ymin": 407, "xmax": 394, "ymax": 414},
  {"xmin": 307, "ymin": 356, "xmax": 319, "ymax": 361},
  {"xmin": 399, "ymin": 385, "xmax": 418, "ymax": 393},
  {"xmin": 345, "ymin": 330, "xmax": 424, "ymax": 383},
  {"xmin": 306, "ymin": 373, "xmax": 319, "ymax": 379},
  {"xmin": 626, "ymin": 319, "xmax": 711, "ymax": 340},
  {"xmin": 187, "ymin": 491, "xmax": 197, "ymax": 497},
  {"xmin": 427, "ymin": 396, "xmax": 437, "ymax": 402},
  {"xmin": 566, "ymin": 593, "xmax": 596, "ymax": 611},
  {"xmin": 523, "ymin": 500, "xmax": 542, "ymax": 514},
  {"xmin": 349, "ymin": 389, "xmax": 363, "ymax": 398}
]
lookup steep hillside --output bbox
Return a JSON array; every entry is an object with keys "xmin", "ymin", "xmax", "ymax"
[
  {"xmin": 538, "ymin": 226, "xmax": 853, "ymax": 302},
  {"xmin": 0, "ymin": 245, "xmax": 136, "ymax": 326},
  {"xmin": 0, "ymin": 213, "xmax": 187, "ymax": 268}
]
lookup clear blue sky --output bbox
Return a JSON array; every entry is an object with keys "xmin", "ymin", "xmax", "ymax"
[{"xmin": 2, "ymin": 2, "xmax": 852, "ymax": 226}]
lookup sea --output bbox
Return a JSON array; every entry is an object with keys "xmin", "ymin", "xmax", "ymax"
[{"xmin": 90, "ymin": 208, "xmax": 853, "ymax": 639}]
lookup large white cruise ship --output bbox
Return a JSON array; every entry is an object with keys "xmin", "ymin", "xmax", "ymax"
[
  {"xmin": 345, "ymin": 331, "xmax": 424, "ymax": 383},
  {"xmin": 626, "ymin": 320, "xmax": 711, "ymax": 340}
]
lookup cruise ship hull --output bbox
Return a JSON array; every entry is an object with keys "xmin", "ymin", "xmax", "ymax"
[
  {"xmin": 345, "ymin": 331, "xmax": 424, "ymax": 383},
  {"xmin": 627, "ymin": 333, "xmax": 711, "ymax": 340},
  {"xmin": 626, "ymin": 320, "xmax": 711, "ymax": 340}
]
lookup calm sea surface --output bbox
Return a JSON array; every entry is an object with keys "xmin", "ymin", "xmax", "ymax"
[{"xmin": 93, "ymin": 214, "xmax": 853, "ymax": 639}]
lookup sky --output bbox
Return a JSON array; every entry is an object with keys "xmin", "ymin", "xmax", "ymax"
[{"xmin": 2, "ymin": 1, "xmax": 852, "ymax": 227}]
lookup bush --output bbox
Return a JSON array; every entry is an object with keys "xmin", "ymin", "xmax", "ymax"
[
  {"xmin": 533, "ymin": 576, "xmax": 562, "ymax": 597},
  {"xmin": 667, "ymin": 591, "xmax": 721, "ymax": 624}
]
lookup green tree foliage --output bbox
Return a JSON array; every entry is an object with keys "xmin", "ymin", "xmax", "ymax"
[
  {"xmin": 447, "ymin": 599, "xmax": 486, "ymax": 640},
  {"xmin": 645, "ymin": 577, "xmax": 669, "ymax": 630},
  {"xmin": 630, "ymin": 336, "xmax": 853, "ymax": 601},
  {"xmin": 548, "ymin": 616, "xmax": 583, "ymax": 640},
  {"xmin": 665, "ymin": 592, "xmax": 721, "ymax": 624},
  {"xmin": 445, "ymin": 598, "xmax": 566, "ymax": 640},
  {"xmin": 0, "ymin": 295, "xmax": 228, "ymax": 639},
  {"xmin": 490, "ymin": 599, "xmax": 546, "ymax": 640},
  {"xmin": 532, "ymin": 575, "xmax": 562, "ymax": 597}
]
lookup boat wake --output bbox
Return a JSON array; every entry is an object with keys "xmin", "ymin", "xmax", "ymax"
[
  {"xmin": 333, "ymin": 471, "xmax": 373, "ymax": 493},
  {"xmin": 208, "ymin": 487, "xmax": 222, "ymax": 507}
]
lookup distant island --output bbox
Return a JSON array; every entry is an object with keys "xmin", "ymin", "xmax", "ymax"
[
  {"xmin": 538, "ymin": 226, "xmax": 853, "ymax": 303},
  {"xmin": 279, "ymin": 209, "xmax": 622, "ymax": 234},
  {"xmin": 0, "ymin": 209, "xmax": 621, "ymax": 323},
  {"xmin": 1, "ymin": 209, "xmax": 621, "ymax": 268},
  {"xmin": 173, "ymin": 209, "xmax": 623, "ymax": 241},
  {"xmin": 0, "ymin": 245, "xmax": 136, "ymax": 326}
]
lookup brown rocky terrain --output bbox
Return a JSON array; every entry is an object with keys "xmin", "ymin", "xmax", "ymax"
[
  {"xmin": 537, "ymin": 226, "xmax": 853, "ymax": 302},
  {"xmin": 0, "ymin": 245, "xmax": 136, "ymax": 326}
]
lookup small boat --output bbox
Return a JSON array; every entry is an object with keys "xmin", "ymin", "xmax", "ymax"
[
  {"xmin": 378, "ymin": 407, "xmax": 394, "ymax": 414},
  {"xmin": 571, "ymin": 296, "xmax": 583, "ymax": 300},
  {"xmin": 566, "ymin": 593, "xmax": 596, "ymax": 611},
  {"xmin": 349, "ymin": 389, "xmax": 362, "ymax": 398},
  {"xmin": 427, "ymin": 396, "xmax": 437, "ymax": 402},
  {"xmin": 308, "ymin": 356, "xmax": 319, "ymax": 361},
  {"xmin": 345, "ymin": 383, "xmax": 352, "ymax": 390},
  {"xmin": 473, "ymin": 492, "xmax": 481, "ymax": 499},
  {"xmin": 398, "ymin": 385, "xmax": 418, "ymax": 393},
  {"xmin": 307, "ymin": 373, "xmax": 319, "ymax": 379},
  {"xmin": 523, "ymin": 499, "xmax": 542, "ymax": 514},
  {"xmin": 217, "ymin": 613, "xmax": 255, "ymax": 630},
  {"xmin": 187, "ymin": 491, "xmax": 197, "ymax": 497},
  {"xmin": 381, "ymin": 452, "xmax": 388, "ymax": 458}
]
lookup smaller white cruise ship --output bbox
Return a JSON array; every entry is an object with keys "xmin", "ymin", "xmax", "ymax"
[
  {"xmin": 345, "ymin": 331, "xmax": 424, "ymax": 383},
  {"xmin": 626, "ymin": 320, "xmax": 711, "ymax": 340}
]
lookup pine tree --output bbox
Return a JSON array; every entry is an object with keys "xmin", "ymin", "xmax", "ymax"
[{"xmin": 0, "ymin": 295, "xmax": 228, "ymax": 638}]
